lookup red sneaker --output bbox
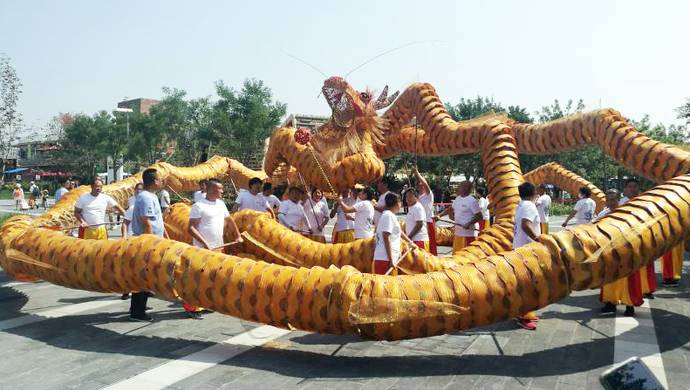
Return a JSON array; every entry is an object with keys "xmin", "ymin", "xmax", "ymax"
[{"xmin": 515, "ymin": 318, "xmax": 537, "ymax": 330}]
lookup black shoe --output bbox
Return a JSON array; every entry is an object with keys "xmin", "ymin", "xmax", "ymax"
[
  {"xmin": 624, "ymin": 306, "xmax": 635, "ymax": 317},
  {"xmin": 121, "ymin": 293, "xmax": 130, "ymax": 300},
  {"xmin": 643, "ymin": 293, "xmax": 655, "ymax": 299},
  {"xmin": 661, "ymin": 279, "xmax": 680, "ymax": 287},
  {"xmin": 187, "ymin": 311, "xmax": 204, "ymax": 320},
  {"xmin": 601, "ymin": 303, "xmax": 617, "ymax": 313},
  {"xmin": 129, "ymin": 314, "xmax": 153, "ymax": 322}
]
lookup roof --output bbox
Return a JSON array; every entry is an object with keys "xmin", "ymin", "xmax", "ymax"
[{"xmin": 281, "ymin": 114, "xmax": 329, "ymax": 131}]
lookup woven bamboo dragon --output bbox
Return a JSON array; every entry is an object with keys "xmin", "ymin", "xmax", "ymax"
[{"xmin": 1, "ymin": 77, "xmax": 689, "ymax": 340}]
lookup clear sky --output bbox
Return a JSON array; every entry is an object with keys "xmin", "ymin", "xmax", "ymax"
[{"xmin": 2, "ymin": 0, "xmax": 689, "ymax": 132}]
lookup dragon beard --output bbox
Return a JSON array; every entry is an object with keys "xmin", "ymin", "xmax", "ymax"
[{"xmin": 310, "ymin": 114, "xmax": 387, "ymax": 167}]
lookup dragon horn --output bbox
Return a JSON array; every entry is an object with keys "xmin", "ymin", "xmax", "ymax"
[{"xmin": 374, "ymin": 86, "xmax": 399, "ymax": 110}]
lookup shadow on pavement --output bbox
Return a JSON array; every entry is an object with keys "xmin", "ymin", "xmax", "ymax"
[{"xmin": 2, "ymin": 284, "xmax": 689, "ymax": 379}]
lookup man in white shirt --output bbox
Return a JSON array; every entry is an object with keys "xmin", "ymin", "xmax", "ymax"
[
  {"xmin": 338, "ymin": 187, "xmax": 375, "ymax": 240},
  {"xmin": 477, "ymin": 188, "xmax": 490, "ymax": 232},
  {"xmin": 121, "ymin": 183, "xmax": 144, "ymax": 239},
  {"xmin": 562, "ymin": 186, "xmax": 596, "ymax": 227},
  {"xmin": 404, "ymin": 188, "xmax": 430, "ymax": 251},
  {"xmin": 74, "ymin": 176, "xmax": 126, "ymax": 240},
  {"xmin": 120, "ymin": 182, "xmax": 143, "ymax": 301},
  {"xmin": 513, "ymin": 182, "xmax": 542, "ymax": 330},
  {"xmin": 158, "ymin": 188, "xmax": 171, "ymax": 216},
  {"xmin": 373, "ymin": 177, "xmax": 393, "ymax": 224},
  {"xmin": 303, "ymin": 188, "xmax": 330, "ymax": 243},
  {"xmin": 535, "ymin": 184, "xmax": 552, "ymax": 234},
  {"xmin": 261, "ymin": 182, "xmax": 282, "ymax": 211},
  {"xmin": 185, "ymin": 179, "xmax": 243, "ymax": 319},
  {"xmin": 437, "ymin": 181, "xmax": 482, "ymax": 252},
  {"xmin": 193, "ymin": 180, "xmax": 207, "ymax": 203},
  {"xmin": 414, "ymin": 168, "xmax": 437, "ymax": 255},
  {"xmin": 331, "ymin": 188, "xmax": 356, "ymax": 243},
  {"xmin": 233, "ymin": 177, "xmax": 274, "ymax": 216},
  {"xmin": 278, "ymin": 187, "xmax": 312, "ymax": 233}
]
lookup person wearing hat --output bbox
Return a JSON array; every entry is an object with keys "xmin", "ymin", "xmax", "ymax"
[
  {"xmin": 28, "ymin": 181, "xmax": 39, "ymax": 209},
  {"xmin": 13, "ymin": 183, "xmax": 24, "ymax": 210}
]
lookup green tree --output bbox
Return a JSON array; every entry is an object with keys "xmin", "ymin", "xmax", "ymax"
[
  {"xmin": 0, "ymin": 54, "xmax": 23, "ymax": 183},
  {"xmin": 676, "ymin": 98, "xmax": 690, "ymax": 123},
  {"xmin": 212, "ymin": 79, "xmax": 287, "ymax": 165},
  {"xmin": 144, "ymin": 88, "xmax": 214, "ymax": 167},
  {"xmin": 59, "ymin": 112, "xmax": 112, "ymax": 177}
]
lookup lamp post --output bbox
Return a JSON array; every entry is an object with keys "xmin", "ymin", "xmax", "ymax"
[
  {"xmin": 114, "ymin": 107, "xmax": 133, "ymax": 137},
  {"xmin": 113, "ymin": 107, "xmax": 134, "ymax": 181}
]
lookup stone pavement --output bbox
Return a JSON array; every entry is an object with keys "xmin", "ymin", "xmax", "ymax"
[{"xmin": 0, "ymin": 214, "xmax": 689, "ymax": 389}]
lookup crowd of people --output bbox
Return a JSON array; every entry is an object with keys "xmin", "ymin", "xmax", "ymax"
[
  {"xmin": 51, "ymin": 169, "xmax": 683, "ymax": 326},
  {"xmin": 11, "ymin": 180, "xmax": 68, "ymax": 210}
]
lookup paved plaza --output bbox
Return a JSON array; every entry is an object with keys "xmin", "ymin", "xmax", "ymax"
[{"xmin": 1, "ymin": 205, "xmax": 689, "ymax": 389}]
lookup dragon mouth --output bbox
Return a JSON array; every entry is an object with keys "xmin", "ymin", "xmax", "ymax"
[{"xmin": 322, "ymin": 84, "xmax": 355, "ymax": 128}]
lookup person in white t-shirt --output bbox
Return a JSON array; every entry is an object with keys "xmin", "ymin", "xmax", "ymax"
[
  {"xmin": 513, "ymin": 182, "xmax": 542, "ymax": 330},
  {"xmin": 373, "ymin": 177, "xmax": 393, "ymax": 224},
  {"xmin": 414, "ymin": 168, "xmax": 437, "ymax": 255},
  {"xmin": 119, "ymin": 182, "xmax": 144, "ymax": 301},
  {"xmin": 477, "ymin": 188, "xmax": 490, "ymax": 232},
  {"xmin": 193, "ymin": 180, "xmax": 207, "ymax": 203},
  {"xmin": 331, "ymin": 188, "xmax": 356, "ymax": 243},
  {"xmin": 185, "ymin": 179, "xmax": 243, "ymax": 319},
  {"xmin": 232, "ymin": 177, "xmax": 274, "ymax": 217},
  {"xmin": 121, "ymin": 183, "xmax": 144, "ymax": 239},
  {"xmin": 562, "ymin": 186, "xmax": 596, "ymax": 227},
  {"xmin": 261, "ymin": 182, "xmax": 282, "ymax": 211},
  {"xmin": 302, "ymin": 188, "xmax": 330, "ymax": 243},
  {"xmin": 436, "ymin": 181, "xmax": 482, "ymax": 252},
  {"xmin": 404, "ymin": 188, "xmax": 430, "ymax": 251},
  {"xmin": 596, "ymin": 189, "xmax": 641, "ymax": 317},
  {"xmin": 158, "ymin": 189, "xmax": 171, "ymax": 216},
  {"xmin": 278, "ymin": 187, "xmax": 312, "ymax": 234},
  {"xmin": 373, "ymin": 193, "xmax": 414, "ymax": 275},
  {"xmin": 338, "ymin": 186, "xmax": 375, "ymax": 240},
  {"xmin": 74, "ymin": 176, "xmax": 125, "ymax": 240},
  {"xmin": 535, "ymin": 184, "xmax": 552, "ymax": 234}
]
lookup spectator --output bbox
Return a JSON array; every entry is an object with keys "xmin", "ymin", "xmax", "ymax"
[
  {"xmin": 13, "ymin": 183, "xmax": 24, "ymax": 210},
  {"xmin": 512, "ymin": 182, "xmax": 542, "ymax": 330},
  {"xmin": 54, "ymin": 178, "xmax": 72, "ymax": 204},
  {"xmin": 158, "ymin": 188, "xmax": 171, "ymax": 216}
]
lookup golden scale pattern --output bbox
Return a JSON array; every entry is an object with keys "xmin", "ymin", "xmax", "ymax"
[{"xmin": 2, "ymin": 82, "xmax": 690, "ymax": 340}]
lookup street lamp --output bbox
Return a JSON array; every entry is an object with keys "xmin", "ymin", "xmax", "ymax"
[
  {"xmin": 114, "ymin": 107, "xmax": 134, "ymax": 137},
  {"xmin": 113, "ymin": 107, "xmax": 134, "ymax": 182}
]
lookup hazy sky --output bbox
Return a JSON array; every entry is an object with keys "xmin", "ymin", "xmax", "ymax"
[{"xmin": 2, "ymin": 0, "xmax": 689, "ymax": 132}]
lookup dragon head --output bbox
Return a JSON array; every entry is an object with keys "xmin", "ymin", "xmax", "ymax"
[
  {"xmin": 321, "ymin": 76, "xmax": 399, "ymax": 128},
  {"xmin": 314, "ymin": 77, "xmax": 399, "ymax": 165}
]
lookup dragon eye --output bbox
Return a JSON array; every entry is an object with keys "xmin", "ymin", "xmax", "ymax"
[{"xmin": 360, "ymin": 92, "xmax": 370, "ymax": 102}]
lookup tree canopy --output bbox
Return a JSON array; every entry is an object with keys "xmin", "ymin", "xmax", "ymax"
[{"xmin": 56, "ymin": 79, "xmax": 286, "ymax": 178}]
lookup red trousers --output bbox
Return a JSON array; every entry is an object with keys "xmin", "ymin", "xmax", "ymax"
[
  {"xmin": 426, "ymin": 221, "xmax": 437, "ymax": 255},
  {"xmin": 374, "ymin": 259, "xmax": 391, "ymax": 275}
]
